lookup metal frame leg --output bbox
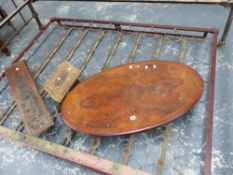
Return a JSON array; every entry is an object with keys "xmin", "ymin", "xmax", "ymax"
[
  {"xmin": 28, "ymin": 1, "xmax": 44, "ymax": 30},
  {"xmin": 219, "ymin": 6, "xmax": 233, "ymax": 46},
  {"xmin": 0, "ymin": 39, "xmax": 10, "ymax": 56}
]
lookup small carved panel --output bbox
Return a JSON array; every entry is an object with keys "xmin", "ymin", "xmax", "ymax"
[{"xmin": 43, "ymin": 61, "xmax": 80, "ymax": 103}]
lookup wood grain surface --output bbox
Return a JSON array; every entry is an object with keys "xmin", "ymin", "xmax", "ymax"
[
  {"xmin": 43, "ymin": 61, "xmax": 80, "ymax": 102},
  {"xmin": 61, "ymin": 61, "xmax": 204, "ymax": 136},
  {"xmin": 5, "ymin": 60, "xmax": 54, "ymax": 136}
]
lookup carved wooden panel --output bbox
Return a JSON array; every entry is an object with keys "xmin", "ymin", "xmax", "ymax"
[
  {"xmin": 43, "ymin": 61, "xmax": 80, "ymax": 103},
  {"xmin": 5, "ymin": 60, "xmax": 54, "ymax": 136}
]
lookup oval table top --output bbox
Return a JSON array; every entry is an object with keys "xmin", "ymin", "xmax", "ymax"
[{"xmin": 61, "ymin": 60, "xmax": 204, "ymax": 136}]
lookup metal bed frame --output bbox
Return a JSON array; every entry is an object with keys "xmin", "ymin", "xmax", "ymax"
[
  {"xmin": 34, "ymin": 0, "xmax": 233, "ymax": 46},
  {"xmin": 0, "ymin": 16, "xmax": 218, "ymax": 175},
  {"xmin": 0, "ymin": 0, "xmax": 43, "ymax": 55}
]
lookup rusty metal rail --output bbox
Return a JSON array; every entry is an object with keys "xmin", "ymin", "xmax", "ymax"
[
  {"xmin": 0, "ymin": 0, "xmax": 43, "ymax": 55},
  {"xmin": 35, "ymin": 0, "xmax": 233, "ymax": 45},
  {"xmin": 34, "ymin": 0, "xmax": 233, "ymax": 3},
  {"xmin": 0, "ymin": 18, "xmax": 218, "ymax": 175}
]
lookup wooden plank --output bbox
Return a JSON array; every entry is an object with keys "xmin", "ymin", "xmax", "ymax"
[
  {"xmin": 0, "ymin": 126, "xmax": 152, "ymax": 175},
  {"xmin": 5, "ymin": 60, "xmax": 54, "ymax": 136},
  {"xmin": 43, "ymin": 61, "xmax": 81, "ymax": 103}
]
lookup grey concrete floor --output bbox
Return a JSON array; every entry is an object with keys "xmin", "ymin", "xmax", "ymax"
[{"xmin": 0, "ymin": 1, "xmax": 233, "ymax": 175}]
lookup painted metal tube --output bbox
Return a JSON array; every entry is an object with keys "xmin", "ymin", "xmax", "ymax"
[
  {"xmin": 0, "ymin": 0, "xmax": 30, "ymax": 28},
  {"xmin": 219, "ymin": 6, "xmax": 233, "ymax": 46},
  {"xmin": 51, "ymin": 17, "xmax": 217, "ymax": 33},
  {"xmin": 204, "ymin": 30, "xmax": 218, "ymax": 175}
]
